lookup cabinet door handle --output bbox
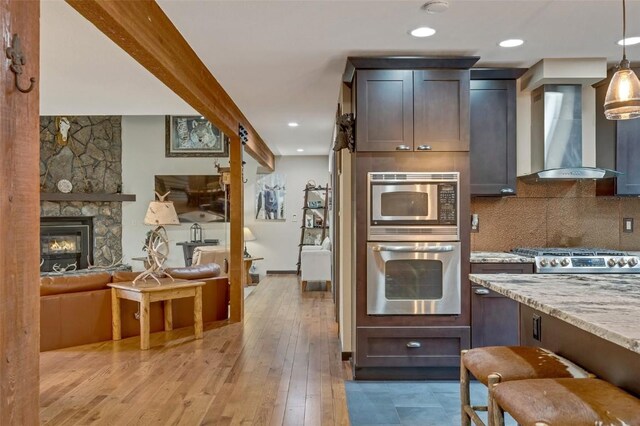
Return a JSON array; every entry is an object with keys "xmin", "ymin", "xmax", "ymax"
[
  {"xmin": 416, "ymin": 145, "xmax": 432, "ymax": 151},
  {"xmin": 474, "ymin": 288, "xmax": 490, "ymax": 295},
  {"xmin": 395, "ymin": 145, "xmax": 411, "ymax": 151},
  {"xmin": 500, "ymin": 188, "xmax": 515, "ymax": 194},
  {"xmin": 406, "ymin": 341, "xmax": 422, "ymax": 348}
]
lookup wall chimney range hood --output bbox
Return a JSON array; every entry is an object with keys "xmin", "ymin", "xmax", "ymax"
[{"xmin": 522, "ymin": 84, "xmax": 621, "ymax": 181}]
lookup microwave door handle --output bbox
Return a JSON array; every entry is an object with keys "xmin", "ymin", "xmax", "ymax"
[{"xmin": 372, "ymin": 245, "xmax": 455, "ymax": 253}]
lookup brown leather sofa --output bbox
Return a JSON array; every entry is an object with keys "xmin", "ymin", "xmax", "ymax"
[{"xmin": 40, "ymin": 263, "xmax": 228, "ymax": 351}]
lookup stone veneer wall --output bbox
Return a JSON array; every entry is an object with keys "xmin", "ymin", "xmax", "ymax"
[
  {"xmin": 470, "ymin": 180, "xmax": 640, "ymax": 252},
  {"xmin": 40, "ymin": 116, "xmax": 123, "ymax": 266}
]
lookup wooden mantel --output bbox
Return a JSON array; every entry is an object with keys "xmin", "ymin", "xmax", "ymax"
[{"xmin": 40, "ymin": 193, "xmax": 136, "ymax": 202}]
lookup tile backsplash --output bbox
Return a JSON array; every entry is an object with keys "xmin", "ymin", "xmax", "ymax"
[{"xmin": 470, "ymin": 180, "xmax": 640, "ymax": 252}]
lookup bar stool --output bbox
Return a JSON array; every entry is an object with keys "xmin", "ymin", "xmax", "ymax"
[
  {"xmin": 461, "ymin": 346, "xmax": 592, "ymax": 426},
  {"xmin": 490, "ymin": 378, "xmax": 640, "ymax": 426}
]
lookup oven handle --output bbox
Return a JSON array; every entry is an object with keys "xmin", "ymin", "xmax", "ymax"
[{"xmin": 372, "ymin": 245, "xmax": 455, "ymax": 253}]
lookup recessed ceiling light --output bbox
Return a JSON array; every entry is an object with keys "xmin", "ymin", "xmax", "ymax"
[
  {"xmin": 409, "ymin": 27, "xmax": 436, "ymax": 38},
  {"xmin": 296, "ymin": 148, "xmax": 304, "ymax": 152},
  {"xmin": 618, "ymin": 37, "xmax": 640, "ymax": 46},
  {"xmin": 288, "ymin": 122, "xmax": 299, "ymax": 127},
  {"xmin": 421, "ymin": 0, "xmax": 449, "ymax": 14},
  {"xmin": 499, "ymin": 39, "xmax": 524, "ymax": 48}
]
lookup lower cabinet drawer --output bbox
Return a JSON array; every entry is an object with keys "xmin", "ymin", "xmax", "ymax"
[{"xmin": 356, "ymin": 326, "xmax": 470, "ymax": 368}]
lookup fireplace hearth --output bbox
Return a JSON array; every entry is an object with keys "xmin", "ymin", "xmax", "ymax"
[{"xmin": 40, "ymin": 217, "xmax": 93, "ymax": 272}]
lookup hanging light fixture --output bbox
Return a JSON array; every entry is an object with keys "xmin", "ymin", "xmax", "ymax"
[{"xmin": 604, "ymin": 0, "xmax": 640, "ymax": 120}]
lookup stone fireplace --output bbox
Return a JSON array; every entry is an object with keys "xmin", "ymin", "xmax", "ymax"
[
  {"xmin": 40, "ymin": 116, "xmax": 124, "ymax": 268},
  {"xmin": 40, "ymin": 217, "xmax": 93, "ymax": 272}
]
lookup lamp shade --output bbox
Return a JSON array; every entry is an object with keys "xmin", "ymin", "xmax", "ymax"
[
  {"xmin": 243, "ymin": 227, "xmax": 256, "ymax": 241},
  {"xmin": 143, "ymin": 201, "xmax": 180, "ymax": 226},
  {"xmin": 604, "ymin": 60, "xmax": 640, "ymax": 120}
]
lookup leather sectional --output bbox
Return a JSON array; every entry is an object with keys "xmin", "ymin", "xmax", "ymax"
[{"xmin": 40, "ymin": 263, "xmax": 229, "ymax": 351}]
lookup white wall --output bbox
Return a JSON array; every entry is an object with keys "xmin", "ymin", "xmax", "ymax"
[
  {"xmin": 121, "ymin": 115, "xmax": 329, "ymax": 275},
  {"xmin": 121, "ymin": 116, "xmax": 230, "ymax": 268},
  {"xmin": 243, "ymin": 155, "xmax": 330, "ymax": 277}
]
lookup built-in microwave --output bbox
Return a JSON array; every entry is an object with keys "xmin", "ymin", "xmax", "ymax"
[{"xmin": 367, "ymin": 172, "xmax": 459, "ymax": 241}]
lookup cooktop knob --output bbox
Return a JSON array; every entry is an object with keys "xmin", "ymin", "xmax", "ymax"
[
  {"xmin": 608, "ymin": 258, "xmax": 617, "ymax": 267},
  {"xmin": 550, "ymin": 259, "xmax": 559, "ymax": 267},
  {"xmin": 618, "ymin": 258, "xmax": 627, "ymax": 267},
  {"xmin": 628, "ymin": 258, "xmax": 638, "ymax": 267},
  {"xmin": 539, "ymin": 258, "xmax": 548, "ymax": 267},
  {"xmin": 561, "ymin": 258, "xmax": 570, "ymax": 267}
]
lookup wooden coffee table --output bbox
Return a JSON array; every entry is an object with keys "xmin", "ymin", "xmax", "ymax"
[{"xmin": 108, "ymin": 278, "xmax": 206, "ymax": 350}]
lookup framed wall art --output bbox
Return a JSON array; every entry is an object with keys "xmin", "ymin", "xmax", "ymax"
[
  {"xmin": 255, "ymin": 173, "xmax": 286, "ymax": 221},
  {"xmin": 165, "ymin": 116, "xmax": 229, "ymax": 158}
]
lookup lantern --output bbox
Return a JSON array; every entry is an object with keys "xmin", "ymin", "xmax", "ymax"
[{"xmin": 190, "ymin": 223, "xmax": 202, "ymax": 243}]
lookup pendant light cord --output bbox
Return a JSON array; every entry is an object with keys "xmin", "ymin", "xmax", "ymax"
[{"xmin": 623, "ymin": 0, "xmax": 627, "ymax": 60}]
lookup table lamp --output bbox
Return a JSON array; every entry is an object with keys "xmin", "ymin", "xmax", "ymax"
[
  {"xmin": 244, "ymin": 227, "xmax": 256, "ymax": 258},
  {"xmin": 134, "ymin": 192, "xmax": 180, "ymax": 284}
]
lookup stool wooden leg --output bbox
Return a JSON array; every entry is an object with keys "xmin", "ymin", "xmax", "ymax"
[
  {"xmin": 487, "ymin": 373, "xmax": 504, "ymax": 426},
  {"xmin": 460, "ymin": 350, "xmax": 471, "ymax": 426}
]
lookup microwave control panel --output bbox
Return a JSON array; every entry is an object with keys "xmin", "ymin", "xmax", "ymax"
[{"xmin": 438, "ymin": 184, "xmax": 457, "ymax": 224}]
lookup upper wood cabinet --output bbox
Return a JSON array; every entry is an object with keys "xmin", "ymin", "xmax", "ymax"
[
  {"xmin": 356, "ymin": 70, "xmax": 413, "ymax": 152},
  {"xmin": 470, "ymin": 80, "xmax": 517, "ymax": 196},
  {"xmin": 414, "ymin": 70, "xmax": 470, "ymax": 152},
  {"xmin": 355, "ymin": 69, "xmax": 470, "ymax": 152},
  {"xmin": 595, "ymin": 72, "xmax": 640, "ymax": 196}
]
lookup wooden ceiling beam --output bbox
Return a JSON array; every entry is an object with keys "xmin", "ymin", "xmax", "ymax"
[{"xmin": 66, "ymin": 0, "xmax": 275, "ymax": 171}]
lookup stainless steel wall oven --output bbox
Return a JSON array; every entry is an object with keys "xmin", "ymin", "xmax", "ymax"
[{"xmin": 366, "ymin": 171, "xmax": 462, "ymax": 316}]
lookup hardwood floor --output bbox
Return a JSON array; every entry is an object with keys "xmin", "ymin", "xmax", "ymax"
[{"xmin": 40, "ymin": 275, "xmax": 351, "ymax": 425}]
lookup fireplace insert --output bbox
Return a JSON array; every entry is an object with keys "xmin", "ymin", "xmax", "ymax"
[{"xmin": 40, "ymin": 217, "xmax": 93, "ymax": 272}]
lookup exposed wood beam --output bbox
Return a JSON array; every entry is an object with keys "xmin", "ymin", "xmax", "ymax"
[
  {"xmin": 0, "ymin": 0, "xmax": 40, "ymax": 421},
  {"xmin": 66, "ymin": 0, "xmax": 275, "ymax": 171},
  {"xmin": 229, "ymin": 135, "xmax": 244, "ymax": 322}
]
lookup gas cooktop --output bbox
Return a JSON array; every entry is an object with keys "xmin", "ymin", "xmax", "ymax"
[{"xmin": 511, "ymin": 247, "xmax": 640, "ymax": 274}]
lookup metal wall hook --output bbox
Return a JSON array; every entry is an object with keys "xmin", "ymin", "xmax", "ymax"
[{"xmin": 6, "ymin": 34, "xmax": 36, "ymax": 94}]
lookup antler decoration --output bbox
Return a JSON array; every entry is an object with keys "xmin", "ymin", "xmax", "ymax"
[
  {"xmin": 155, "ymin": 191, "xmax": 170, "ymax": 202},
  {"xmin": 87, "ymin": 256, "xmax": 124, "ymax": 270},
  {"xmin": 6, "ymin": 34, "xmax": 36, "ymax": 94},
  {"xmin": 52, "ymin": 262, "xmax": 78, "ymax": 273}
]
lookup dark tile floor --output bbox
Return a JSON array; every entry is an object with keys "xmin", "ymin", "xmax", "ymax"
[{"xmin": 345, "ymin": 381, "xmax": 517, "ymax": 426}]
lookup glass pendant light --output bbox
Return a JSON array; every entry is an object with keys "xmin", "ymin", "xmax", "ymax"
[{"xmin": 605, "ymin": 0, "xmax": 640, "ymax": 120}]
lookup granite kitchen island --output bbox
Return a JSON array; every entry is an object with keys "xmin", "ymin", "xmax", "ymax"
[{"xmin": 469, "ymin": 273, "xmax": 640, "ymax": 396}]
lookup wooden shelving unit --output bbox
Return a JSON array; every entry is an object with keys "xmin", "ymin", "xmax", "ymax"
[
  {"xmin": 40, "ymin": 193, "xmax": 136, "ymax": 202},
  {"xmin": 296, "ymin": 185, "xmax": 330, "ymax": 274}
]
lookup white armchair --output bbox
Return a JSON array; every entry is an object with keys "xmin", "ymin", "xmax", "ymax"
[{"xmin": 300, "ymin": 238, "xmax": 331, "ymax": 291}]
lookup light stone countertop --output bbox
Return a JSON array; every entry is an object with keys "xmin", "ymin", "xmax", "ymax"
[
  {"xmin": 470, "ymin": 251, "xmax": 535, "ymax": 264},
  {"xmin": 469, "ymin": 273, "xmax": 640, "ymax": 355}
]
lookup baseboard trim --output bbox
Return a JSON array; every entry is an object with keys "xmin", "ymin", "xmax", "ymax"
[
  {"xmin": 266, "ymin": 270, "xmax": 298, "ymax": 275},
  {"xmin": 341, "ymin": 352, "xmax": 352, "ymax": 361}
]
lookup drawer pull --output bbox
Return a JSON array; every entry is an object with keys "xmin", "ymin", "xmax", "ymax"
[
  {"xmin": 500, "ymin": 188, "xmax": 515, "ymax": 194},
  {"xmin": 416, "ymin": 145, "xmax": 432, "ymax": 151},
  {"xmin": 395, "ymin": 145, "xmax": 411, "ymax": 151},
  {"xmin": 474, "ymin": 288, "xmax": 490, "ymax": 295},
  {"xmin": 406, "ymin": 341, "xmax": 422, "ymax": 348}
]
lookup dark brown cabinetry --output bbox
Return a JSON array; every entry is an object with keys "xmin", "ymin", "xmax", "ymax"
[
  {"xmin": 414, "ymin": 70, "xmax": 470, "ymax": 152},
  {"xmin": 470, "ymin": 80, "xmax": 517, "ymax": 196},
  {"xmin": 356, "ymin": 70, "xmax": 413, "ymax": 152},
  {"xmin": 355, "ymin": 69, "xmax": 470, "ymax": 152},
  {"xmin": 595, "ymin": 72, "xmax": 640, "ymax": 195},
  {"xmin": 470, "ymin": 263, "xmax": 533, "ymax": 348},
  {"xmin": 356, "ymin": 326, "xmax": 470, "ymax": 368}
]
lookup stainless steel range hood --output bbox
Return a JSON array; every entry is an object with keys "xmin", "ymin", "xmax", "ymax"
[{"xmin": 521, "ymin": 84, "xmax": 622, "ymax": 181}]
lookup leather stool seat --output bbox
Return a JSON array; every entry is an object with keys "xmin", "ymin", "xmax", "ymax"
[
  {"xmin": 463, "ymin": 346, "xmax": 590, "ymax": 385},
  {"xmin": 492, "ymin": 378, "xmax": 640, "ymax": 426}
]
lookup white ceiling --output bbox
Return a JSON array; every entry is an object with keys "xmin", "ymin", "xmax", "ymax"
[{"xmin": 41, "ymin": 0, "xmax": 640, "ymax": 156}]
